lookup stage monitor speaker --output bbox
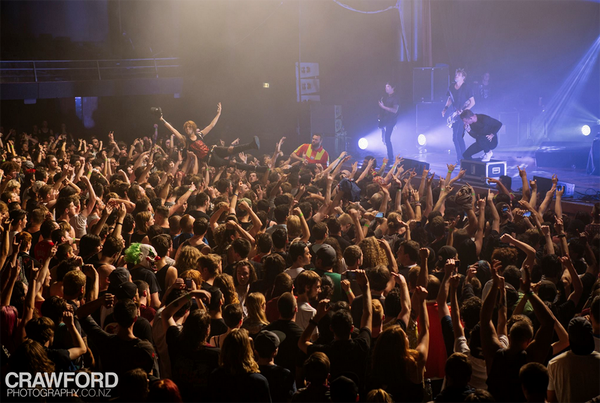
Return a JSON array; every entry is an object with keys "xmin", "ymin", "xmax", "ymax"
[
  {"xmin": 401, "ymin": 158, "xmax": 430, "ymax": 175},
  {"xmin": 535, "ymin": 142, "xmax": 590, "ymax": 169},
  {"xmin": 413, "ymin": 66, "xmax": 449, "ymax": 104},
  {"xmin": 533, "ymin": 176, "xmax": 575, "ymax": 197}
]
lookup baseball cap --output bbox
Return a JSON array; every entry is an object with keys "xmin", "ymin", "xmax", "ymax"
[
  {"xmin": 254, "ymin": 330, "xmax": 286, "ymax": 357},
  {"xmin": 316, "ymin": 244, "xmax": 337, "ymax": 268}
]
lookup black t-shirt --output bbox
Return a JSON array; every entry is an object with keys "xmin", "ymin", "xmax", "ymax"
[
  {"xmin": 380, "ymin": 93, "xmax": 400, "ymax": 126},
  {"xmin": 209, "ymin": 368, "xmax": 272, "ymax": 402},
  {"xmin": 129, "ymin": 266, "xmax": 161, "ymax": 295},
  {"xmin": 166, "ymin": 325, "xmax": 220, "ymax": 401},
  {"xmin": 209, "ymin": 318, "xmax": 228, "ymax": 339},
  {"xmin": 352, "ymin": 294, "xmax": 385, "ymax": 328},
  {"xmin": 447, "ymin": 82, "xmax": 474, "ymax": 112},
  {"xmin": 46, "ymin": 347, "xmax": 73, "ymax": 372},
  {"xmin": 259, "ymin": 364, "xmax": 296, "ymax": 403},
  {"xmin": 265, "ymin": 319, "xmax": 304, "ymax": 376},
  {"xmin": 307, "ymin": 327, "xmax": 371, "ymax": 389},
  {"xmin": 79, "ymin": 316, "xmax": 156, "ymax": 376},
  {"xmin": 466, "ymin": 114, "xmax": 502, "ymax": 139},
  {"xmin": 189, "ymin": 210, "xmax": 210, "ymax": 222},
  {"xmin": 486, "ymin": 348, "xmax": 528, "ymax": 402}
]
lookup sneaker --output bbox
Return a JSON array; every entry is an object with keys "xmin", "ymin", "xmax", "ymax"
[
  {"xmin": 252, "ymin": 136, "xmax": 260, "ymax": 150},
  {"xmin": 481, "ymin": 151, "xmax": 493, "ymax": 162}
]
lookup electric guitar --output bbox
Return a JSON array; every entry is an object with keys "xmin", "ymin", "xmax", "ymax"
[{"xmin": 446, "ymin": 99, "xmax": 472, "ymax": 128}]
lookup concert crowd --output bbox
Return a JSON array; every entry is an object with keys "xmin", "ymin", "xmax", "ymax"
[{"xmin": 0, "ymin": 106, "xmax": 599, "ymax": 403}]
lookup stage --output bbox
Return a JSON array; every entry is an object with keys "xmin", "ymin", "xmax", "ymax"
[{"xmin": 352, "ymin": 142, "xmax": 600, "ymax": 216}]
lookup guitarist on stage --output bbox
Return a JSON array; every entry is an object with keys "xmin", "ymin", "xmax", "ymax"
[
  {"xmin": 378, "ymin": 81, "xmax": 400, "ymax": 163},
  {"xmin": 442, "ymin": 68, "xmax": 475, "ymax": 162}
]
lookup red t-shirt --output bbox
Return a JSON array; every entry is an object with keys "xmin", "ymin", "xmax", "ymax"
[{"xmin": 294, "ymin": 144, "xmax": 329, "ymax": 167}]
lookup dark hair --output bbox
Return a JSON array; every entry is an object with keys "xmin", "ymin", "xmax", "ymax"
[
  {"xmin": 312, "ymin": 222, "xmax": 328, "ymax": 241},
  {"xmin": 223, "ymin": 303, "xmax": 244, "ymax": 329},
  {"xmin": 193, "ymin": 218, "xmax": 209, "ymax": 236},
  {"xmin": 151, "ymin": 234, "xmax": 171, "ymax": 258},
  {"xmin": 79, "ymin": 234, "xmax": 102, "ymax": 258},
  {"xmin": 232, "ymin": 238, "xmax": 252, "ymax": 259},
  {"xmin": 104, "ymin": 236, "xmax": 125, "ymax": 258},
  {"xmin": 273, "ymin": 205, "xmax": 289, "ymax": 224},
  {"xmin": 304, "ymin": 352, "xmax": 330, "ymax": 384},
  {"xmin": 181, "ymin": 309, "xmax": 211, "ymax": 349},
  {"xmin": 272, "ymin": 228, "xmax": 287, "ymax": 249},
  {"xmin": 445, "ymin": 353, "xmax": 472, "ymax": 385},
  {"xmin": 330, "ymin": 310, "xmax": 354, "ymax": 339},
  {"xmin": 289, "ymin": 241, "xmax": 308, "ymax": 264},
  {"xmin": 256, "ymin": 233, "xmax": 273, "ymax": 254},
  {"xmin": 519, "ymin": 362, "xmax": 549, "ymax": 398},
  {"xmin": 277, "ymin": 292, "xmax": 297, "ymax": 319},
  {"xmin": 368, "ymin": 265, "xmax": 391, "ymax": 292},
  {"xmin": 114, "ymin": 299, "xmax": 139, "ymax": 328}
]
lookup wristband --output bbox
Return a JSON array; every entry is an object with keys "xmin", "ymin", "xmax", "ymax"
[
  {"xmin": 526, "ymin": 291, "xmax": 534, "ymax": 296},
  {"xmin": 309, "ymin": 318, "xmax": 318, "ymax": 327},
  {"xmin": 233, "ymin": 193, "xmax": 239, "ymax": 197},
  {"xmin": 299, "ymin": 212, "xmax": 304, "ymax": 217},
  {"xmin": 415, "ymin": 202, "xmax": 421, "ymax": 206},
  {"xmin": 557, "ymin": 234, "xmax": 566, "ymax": 238},
  {"xmin": 363, "ymin": 223, "xmax": 370, "ymax": 228},
  {"xmin": 116, "ymin": 222, "xmax": 123, "ymax": 226},
  {"xmin": 448, "ymin": 170, "xmax": 453, "ymax": 174}
]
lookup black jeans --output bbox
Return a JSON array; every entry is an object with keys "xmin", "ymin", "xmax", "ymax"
[
  {"xmin": 381, "ymin": 124, "xmax": 395, "ymax": 162},
  {"xmin": 464, "ymin": 134, "xmax": 498, "ymax": 159},
  {"xmin": 207, "ymin": 145, "xmax": 267, "ymax": 172}
]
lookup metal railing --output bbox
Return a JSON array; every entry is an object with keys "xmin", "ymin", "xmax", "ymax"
[{"xmin": 0, "ymin": 58, "xmax": 181, "ymax": 83}]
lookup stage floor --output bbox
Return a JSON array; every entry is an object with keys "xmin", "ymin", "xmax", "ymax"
[{"xmin": 357, "ymin": 145, "xmax": 600, "ymax": 212}]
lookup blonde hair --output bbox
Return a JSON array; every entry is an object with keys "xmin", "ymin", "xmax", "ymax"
[
  {"xmin": 175, "ymin": 246, "xmax": 202, "ymax": 273},
  {"xmin": 286, "ymin": 215, "xmax": 302, "ymax": 239},
  {"xmin": 372, "ymin": 299, "xmax": 384, "ymax": 329},
  {"xmin": 135, "ymin": 211, "xmax": 153, "ymax": 233},
  {"xmin": 245, "ymin": 292, "xmax": 268, "ymax": 326},
  {"xmin": 220, "ymin": 328, "xmax": 260, "ymax": 374},
  {"xmin": 359, "ymin": 236, "xmax": 389, "ymax": 269},
  {"xmin": 214, "ymin": 273, "xmax": 240, "ymax": 305}
]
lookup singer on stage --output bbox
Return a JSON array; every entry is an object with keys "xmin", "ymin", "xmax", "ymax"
[
  {"xmin": 378, "ymin": 82, "xmax": 400, "ymax": 163},
  {"xmin": 442, "ymin": 68, "xmax": 475, "ymax": 162}
]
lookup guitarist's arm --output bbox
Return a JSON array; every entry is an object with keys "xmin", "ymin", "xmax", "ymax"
[
  {"xmin": 442, "ymin": 96, "xmax": 453, "ymax": 117},
  {"xmin": 463, "ymin": 97, "xmax": 475, "ymax": 112}
]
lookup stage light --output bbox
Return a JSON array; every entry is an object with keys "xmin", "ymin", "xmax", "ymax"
[
  {"xmin": 582, "ymin": 125, "xmax": 591, "ymax": 136},
  {"xmin": 358, "ymin": 138, "xmax": 368, "ymax": 150},
  {"xmin": 417, "ymin": 134, "xmax": 427, "ymax": 146}
]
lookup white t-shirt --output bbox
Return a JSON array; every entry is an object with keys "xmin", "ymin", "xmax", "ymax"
[
  {"xmin": 295, "ymin": 300, "xmax": 319, "ymax": 339},
  {"xmin": 284, "ymin": 267, "xmax": 304, "ymax": 281},
  {"xmin": 451, "ymin": 334, "xmax": 509, "ymax": 391},
  {"xmin": 70, "ymin": 214, "xmax": 88, "ymax": 239},
  {"xmin": 547, "ymin": 350, "xmax": 600, "ymax": 403}
]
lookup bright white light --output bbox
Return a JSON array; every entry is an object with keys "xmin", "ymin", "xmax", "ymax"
[
  {"xmin": 358, "ymin": 138, "xmax": 368, "ymax": 150},
  {"xmin": 581, "ymin": 125, "xmax": 591, "ymax": 136},
  {"xmin": 417, "ymin": 134, "xmax": 427, "ymax": 146}
]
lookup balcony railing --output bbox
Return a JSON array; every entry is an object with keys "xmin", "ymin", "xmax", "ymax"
[{"xmin": 0, "ymin": 58, "xmax": 181, "ymax": 83}]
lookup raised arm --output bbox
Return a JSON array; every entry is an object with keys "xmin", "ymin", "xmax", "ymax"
[
  {"xmin": 414, "ymin": 286, "xmax": 430, "ymax": 370},
  {"xmin": 63, "ymin": 311, "xmax": 87, "ymax": 360},
  {"xmin": 480, "ymin": 261, "xmax": 505, "ymax": 373},
  {"xmin": 392, "ymin": 272, "xmax": 411, "ymax": 328},
  {"xmin": 517, "ymin": 166, "xmax": 531, "ymax": 202},
  {"xmin": 417, "ymin": 247, "xmax": 430, "ymax": 289},
  {"xmin": 198, "ymin": 102, "xmax": 222, "ymax": 137}
]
